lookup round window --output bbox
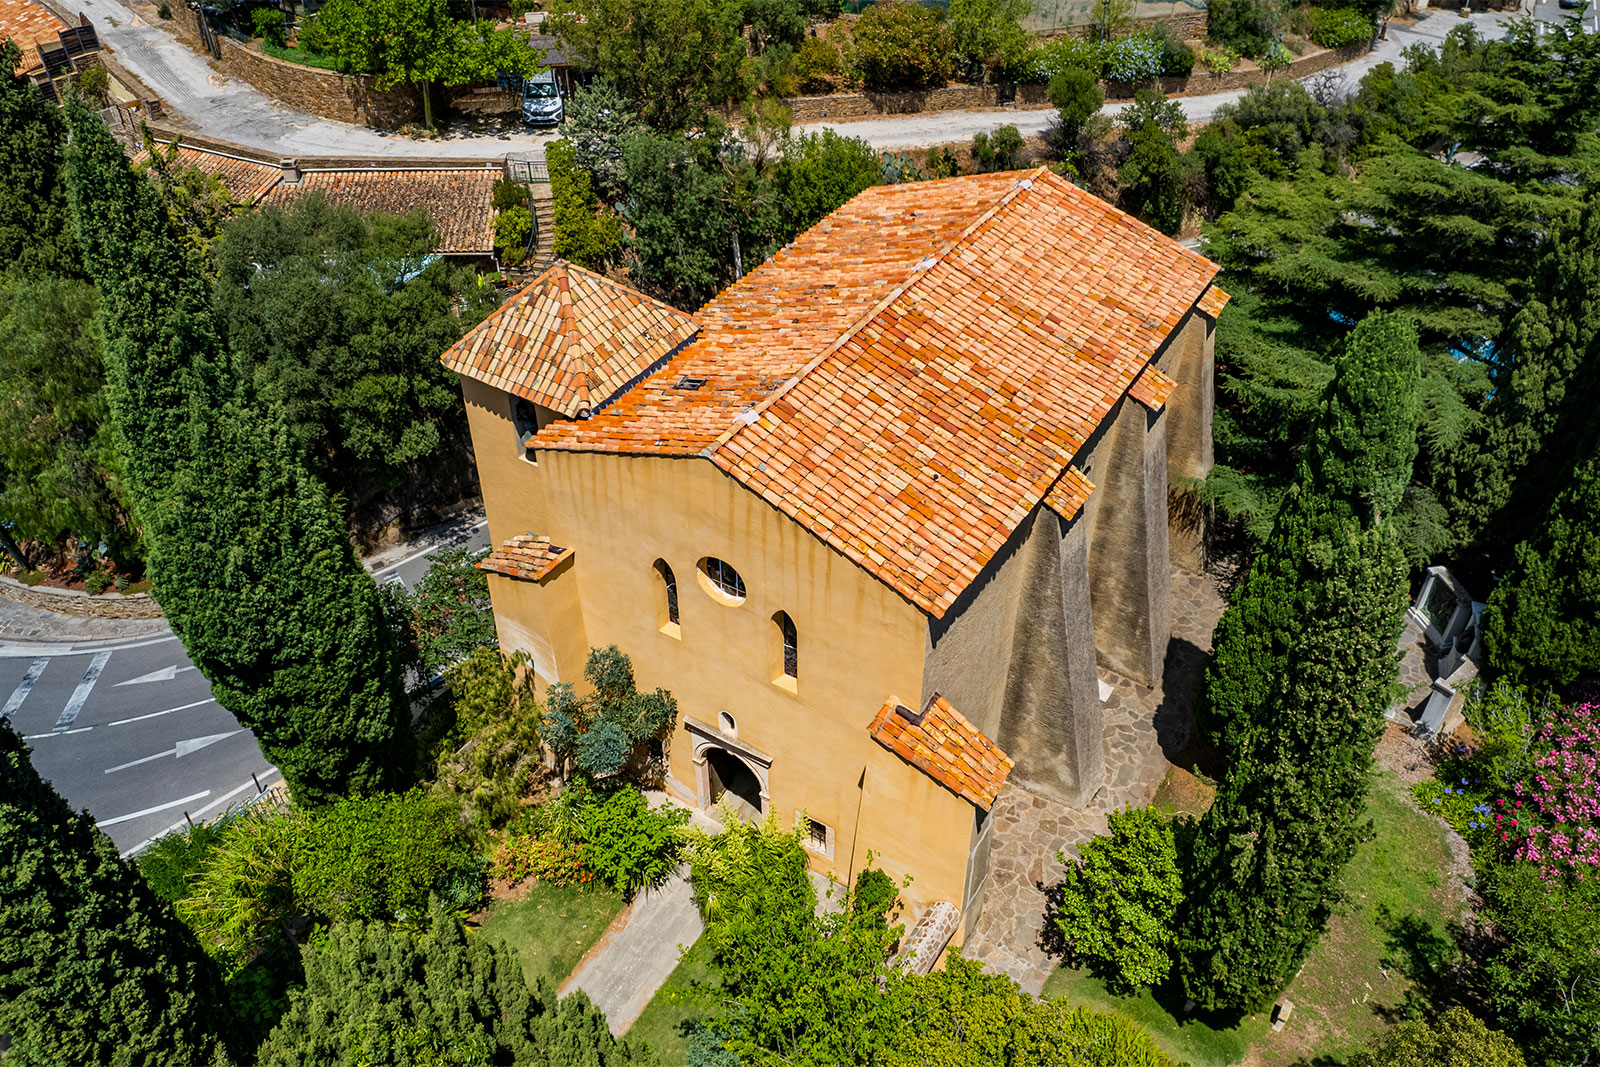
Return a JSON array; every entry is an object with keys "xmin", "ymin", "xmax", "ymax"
[{"xmin": 697, "ymin": 556, "xmax": 746, "ymax": 604}]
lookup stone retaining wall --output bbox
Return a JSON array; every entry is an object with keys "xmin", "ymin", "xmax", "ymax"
[
  {"xmin": 0, "ymin": 576, "xmax": 163, "ymax": 620},
  {"xmin": 781, "ymin": 41, "xmax": 1370, "ymax": 122}
]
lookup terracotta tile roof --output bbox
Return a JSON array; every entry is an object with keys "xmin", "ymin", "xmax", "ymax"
[
  {"xmin": 1128, "ymin": 364, "xmax": 1177, "ymax": 412},
  {"xmin": 441, "ymin": 261, "xmax": 700, "ymax": 418},
  {"xmin": 1197, "ymin": 283, "xmax": 1231, "ymax": 319},
  {"xmin": 870, "ymin": 694, "xmax": 1014, "ymax": 810},
  {"xmin": 529, "ymin": 168, "xmax": 1219, "ymax": 617},
  {"xmin": 261, "ymin": 169, "xmax": 497, "ymax": 253},
  {"xmin": 128, "ymin": 143, "xmax": 283, "ymax": 205},
  {"xmin": 1042, "ymin": 466, "xmax": 1095, "ymax": 522},
  {"xmin": 476, "ymin": 534, "xmax": 572, "ymax": 581},
  {"xmin": 1, "ymin": 0, "xmax": 69, "ymax": 72}
]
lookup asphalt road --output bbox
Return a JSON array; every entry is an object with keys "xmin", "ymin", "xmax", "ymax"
[{"xmin": 0, "ymin": 512, "xmax": 490, "ymax": 857}]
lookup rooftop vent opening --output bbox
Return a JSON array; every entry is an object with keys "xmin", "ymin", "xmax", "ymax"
[{"xmin": 673, "ymin": 377, "xmax": 707, "ymax": 391}]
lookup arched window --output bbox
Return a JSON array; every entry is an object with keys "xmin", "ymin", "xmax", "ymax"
[
  {"xmin": 654, "ymin": 559, "xmax": 679, "ymax": 627},
  {"xmin": 697, "ymin": 556, "xmax": 746, "ymax": 604},
  {"xmin": 774, "ymin": 610, "xmax": 797, "ymax": 680},
  {"xmin": 718, "ymin": 710, "xmax": 737, "ymax": 738}
]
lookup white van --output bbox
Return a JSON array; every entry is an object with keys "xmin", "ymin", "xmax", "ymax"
[{"xmin": 520, "ymin": 69, "xmax": 563, "ymax": 126}]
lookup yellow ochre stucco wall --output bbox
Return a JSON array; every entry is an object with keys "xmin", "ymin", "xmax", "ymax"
[{"xmin": 459, "ymin": 375, "xmax": 979, "ymax": 925}]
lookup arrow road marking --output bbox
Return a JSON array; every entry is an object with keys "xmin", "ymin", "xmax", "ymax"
[
  {"xmin": 97, "ymin": 790, "xmax": 212, "ymax": 829},
  {"xmin": 103, "ymin": 730, "xmax": 243, "ymax": 774},
  {"xmin": 53, "ymin": 651, "xmax": 111, "ymax": 732},
  {"xmin": 114, "ymin": 664, "xmax": 195, "ymax": 686},
  {"xmin": 2, "ymin": 658, "xmax": 48, "ymax": 719}
]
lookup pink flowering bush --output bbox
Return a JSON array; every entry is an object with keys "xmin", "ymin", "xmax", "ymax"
[{"xmin": 1505, "ymin": 701, "xmax": 1600, "ymax": 880}]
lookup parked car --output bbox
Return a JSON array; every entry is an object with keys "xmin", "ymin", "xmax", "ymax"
[{"xmin": 521, "ymin": 70, "xmax": 563, "ymax": 126}]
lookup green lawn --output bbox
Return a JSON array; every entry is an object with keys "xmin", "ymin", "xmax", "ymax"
[
  {"xmin": 1043, "ymin": 769, "xmax": 1464, "ymax": 1067},
  {"xmin": 626, "ymin": 937, "xmax": 720, "ymax": 1064},
  {"xmin": 478, "ymin": 883, "xmax": 625, "ymax": 991},
  {"xmin": 263, "ymin": 41, "xmax": 344, "ymax": 71}
]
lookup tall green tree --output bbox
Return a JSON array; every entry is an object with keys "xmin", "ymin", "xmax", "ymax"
[
  {"xmin": 0, "ymin": 721, "xmax": 225, "ymax": 1065},
  {"xmin": 301, "ymin": 0, "xmax": 544, "ymax": 128},
  {"xmin": 1117, "ymin": 90, "xmax": 1196, "ymax": 237},
  {"xmin": 258, "ymin": 910, "xmax": 642, "ymax": 1066},
  {"xmin": 1180, "ymin": 313, "xmax": 1419, "ymax": 1012},
  {"xmin": 1347, "ymin": 1006, "xmax": 1527, "ymax": 1067},
  {"xmin": 0, "ymin": 42, "xmax": 78, "ymax": 278},
  {"xmin": 62, "ymin": 103, "xmax": 413, "ymax": 804},
  {"xmin": 541, "ymin": 645, "xmax": 678, "ymax": 781},
  {"xmin": 1479, "ymin": 454, "xmax": 1600, "ymax": 692},
  {"xmin": 550, "ymin": 0, "xmax": 749, "ymax": 133}
]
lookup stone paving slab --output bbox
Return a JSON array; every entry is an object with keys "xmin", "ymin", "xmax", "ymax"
[{"xmin": 962, "ymin": 567, "xmax": 1225, "ymax": 994}]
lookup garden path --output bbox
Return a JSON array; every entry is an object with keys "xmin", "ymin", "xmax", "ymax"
[{"xmin": 962, "ymin": 567, "xmax": 1227, "ymax": 994}]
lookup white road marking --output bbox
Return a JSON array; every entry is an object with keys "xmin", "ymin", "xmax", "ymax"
[
  {"xmin": 114, "ymin": 664, "xmax": 194, "ymax": 686},
  {"xmin": 103, "ymin": 729, "xmax": 243, "ymax": 773},
  {"xmin": 119, "ymin": 769, "xmax": 280, "ymax": 858},
  {"xmin": 370, "ymin": 517, "xmax": 488, "ymax": 576},
  {"xmin": 0, "ymin": 643, "xmax": 76, "ymax": 657},
  {"xmin": 23, "ymin": 726, "xmax": 92, "ymax": 739},
  {"xmin": 97, "ymin": 790, "xmax": 212, "ymax": 829},
  {"xmin": 53, "ymin": 651, "xmax": 112, "ymax": 731},
  {"xmin": 107, "ymin": 697, "xmax": 215, "ymax": 726},
  {"xmin": 2, "ymin": 657, "xmax": 49, "ymax": 718}
]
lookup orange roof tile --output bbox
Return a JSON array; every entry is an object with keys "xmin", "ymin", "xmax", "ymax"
[
  {"xmin": 129, "ymin": 143, "xmax": 283, "ymax": 205},
  {"xmin": 526, "ymin": 168, "xmax": 1218, "ymax": 616},
  {"xmin": 442, "ymin": 261, "xmax": 700, "ymax": 417},
  {"xmin": 1128, "ymin": 364, "xmax": 1177, "ymax": 412},
  {"xmin": 476, "ymin": 534, "xmax": 572, "ymax": 581},
  {"xmin": 261, "ymin": 169, "xmax": 497, "ymax": 253},
  {"xmin": 870, "ymin": 694, "xmax": 1014, "ymax": 810},
  {"xmin": 1, "ymin": 0, "xmax": 68, "ymax": 73},
  {"xmin": 1043, "ymin": 466, "xmax": 1095, "ymax": 522},
  {"xmin": 1197, "ymin": 283, "xmax": 1230, "ymax": 319}
]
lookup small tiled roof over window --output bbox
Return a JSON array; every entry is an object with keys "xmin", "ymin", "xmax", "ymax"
[
  {"xmin": 870, "ymin": 694, "xmax": 1014, "ymax": 810},
  {"xmin": 476, "ymin": 534, "xmax": 572, "ymax": 581},
  {"xmin": 1197, "ymin": 283, "xmax": 1231, "ymax": 320},
  {"xmin": 1042, "ymin": 467, "xmax": 1095, "ymax": 523},
  {"xmin": 529, "ymin": 168, "xmax": 1221, "ymax": 617},
  {"xmin": 261, "ymin": 169, "xmax": 498, "ymax": 253},
  {"xmin": 440, "ymin": 261, "xmax": 700, "ymax": 417},
  {"xmin": 1128, "ymin": 364, "xmax": 1177, "ymax": 412}
]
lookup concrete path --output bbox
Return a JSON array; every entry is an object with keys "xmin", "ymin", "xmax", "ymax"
[
  {"xmin": 805, "ymin": 9, "xmax": 1520, "ymax": 150},
  {"xmin": 560, "ymin": 870, "xmax": 705, "ymax": 1037}
]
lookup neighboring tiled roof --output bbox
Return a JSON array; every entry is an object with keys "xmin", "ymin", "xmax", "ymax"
[
  {"xmin": 129, "ymin": 143, "xmax": 283, "ymax": 205},
  {"xmin": 476, "ymin": 534, "xmax": 572, "ymax": 581},
  {"xmin": 1042, "ymin": 467, "xmax": 1095, "ymax": 522},
  {"xmin": 441, "ymin": 261, "xmax": 701, "ymax": 418},
  {"xmin": 532, "ymin": 168, "xmax": 1219, "ymax": 617},
  {"xmin": 1, "ymin": 0, "xmax": 68, "ymax": 72},
  {"xmin": 1128, "ymin": 364, "xmax": 1177, "ymax": 412},
  {"xmin": 870, "ymin": 694, "xmax": 1014, "ymax": 810},
  {"xmin": 1197, "ymin": 283, "xmax": 1231, "ymax": 319},
  {"xmin": 261, "ymin": 169, "xmax": 498, "ymax": 253}
]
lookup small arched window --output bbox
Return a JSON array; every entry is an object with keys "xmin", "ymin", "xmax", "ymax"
[
  {"xmin": 697, "ymin": 557, "xmax": 746, "ymax": 604},
  {"xmin": 718, "ymin": 710, "xmax": 737, "ymax": 738},
  {"xmin": 654, "ymin": 559, "xmax": 679, "ymax": 628},
  {"xmin": 774, "ymin": 610, "xmax": 797, "ymax": 680}
]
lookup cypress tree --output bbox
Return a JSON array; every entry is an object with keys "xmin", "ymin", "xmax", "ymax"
[
  {"xmin": 0, "ymin": 42, "xmax": 79, "ymax": 277},
  {"xmin": 0, "ymin": 721, "xmax": 224, "ymax": 1064},
  {"xmin": 60, "ymin": 101, "xmax": 411, "ymax": 803},
  {"xmin": 1454, "ymin": 193, "xmax": 1600, "ymax": 553},
  {"xmin": 1181, "ymin": 312, "xmax": 1419, "ymax": 1012},
  {"xmin": 1479, "ymin": 454, "xmax": 1600, "ymax": 692}
]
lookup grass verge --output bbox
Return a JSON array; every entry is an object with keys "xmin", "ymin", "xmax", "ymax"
[
  {"xmin": 263, "ymin": 41, "xmax": 344, "ymax": 71},
  {"xmin": 478, "ymin": 882, "xmax": 625, "ymax": 991},
  {"xmin": 1043, "ymin": 769, "xmax": 1463, "ymax": 1067},
  {"xmin": 626, "ymin": 937, "xmax": 720, "ymax": 1064}
]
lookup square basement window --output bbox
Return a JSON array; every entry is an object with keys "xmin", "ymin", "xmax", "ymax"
[{"xmin": 798, "ymin": 813, "xmax": 834, "ymax": 860}]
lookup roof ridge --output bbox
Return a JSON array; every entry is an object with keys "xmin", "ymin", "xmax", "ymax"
[
  {"xmin": 554, "ymin": 264, "xmax": 591, "ymax": 410},
  {"xmin": 437, "ymin": 259, "xmax": 569, "ymax": 368},
  {"xmin": 697, "ymin": 167, "xmax": 1050, "ymax": 459}
]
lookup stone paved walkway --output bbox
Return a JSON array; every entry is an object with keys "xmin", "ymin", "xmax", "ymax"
[{"xmin": 962, "ymin": 567, "xmax": 1226, "ymax": 994}]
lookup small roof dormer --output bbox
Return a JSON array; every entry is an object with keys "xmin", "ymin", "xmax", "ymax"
[{"xmin": 441, "ymin": 260, "xmax": 700, "ymax": 419}]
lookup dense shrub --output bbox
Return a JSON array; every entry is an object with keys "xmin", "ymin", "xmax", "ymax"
[
  {"xmin": 1051, "ymin": 807, "xmax": 1183, "ymax": 992},
  {"xmin": 492, "ymin": 834, "xmax": 592, "ymax": 886},
  {"xmin": 293, "ymin": 790, "xmax": 481, "ymax": 922},
  {"xmin": 541, "ymin": 645, "xmax": 678, "ymax": 782},
  {"xmin": 1104, "ymin": 34, "xmax": 1165, "ymax": 83},
  {"xmin": 494, "ymin": 205, "xmax": 534, "ymax": 264},
  {"xmin": 1348, "ymin": 1007, "xmax": 1526, "ymax": 1067},
  {"xmin": 850, "ymin": 1, "xmax": 955, "ymax": 90},
  {"xmin": 1156, "ymin": 28, "xmax": 1196, "ymax": 77},
  {"xmin": 578, "ymin": 785, "xmax": 690, "ymax": 899},
  {"xmin": 973, "ymin": 123, "xmax": 1027, "ymax": 171},
  {"xmin": 1309, "ymin": 6, "xmax": 1373, "ymax": 48},
  {"xmin": 176, "ymin": 806, "xmax": 301, "ymax": 968},
  {"xmin": 250, "ymin": 6, "xmax": 287, "ymax": 47},
  {"xmin": 795, "ymin": 34, "xmax": 846, "ymax": 93},
  {"xmin": 137, "ymin": 819, "xmax": 228, "ymax": 903},
  {"xmin": 426, "ymin": 647, "xmax": 543, "ymax": 833},
  {"xmin": 1505, "ymin": 701, "xmax": 1600, "ymax": 880},
  {"xmin": 1020, "ymin": 36, "xmax": 1107, "ymax": 83},
  {"xmin": 946, "ymin": 0, "xmax": 1032, "ymax": 74},
  {"xmin": 1206, "ymin": 0, "xmax": 1277, "ymax": 59},
  {"xmin": 547, "ymin": 139, "xmax": 625, "ymax": 271}
]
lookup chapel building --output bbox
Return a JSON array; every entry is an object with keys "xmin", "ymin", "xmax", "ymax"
[{"xmin": 440, "ymin": 167, "xmax": 1227, "ymax": 945}]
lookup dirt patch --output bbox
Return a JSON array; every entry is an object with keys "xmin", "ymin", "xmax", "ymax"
[{"xmin": 1152, "ymin": 764, "xmax": 1217, "ymax": 818}]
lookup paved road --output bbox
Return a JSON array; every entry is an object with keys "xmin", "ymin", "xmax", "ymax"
[{"xmin": 1, "ymin": 512, "xmax": 490, "ymax": 856}]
